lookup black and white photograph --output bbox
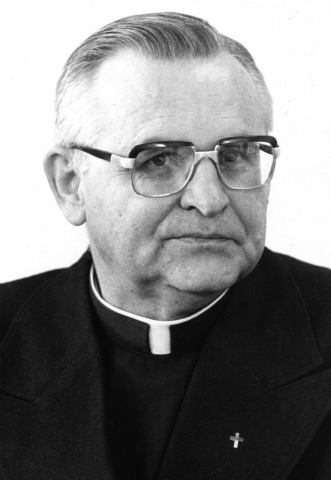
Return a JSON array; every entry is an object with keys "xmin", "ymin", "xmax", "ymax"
[{"xmin": 0, "ymin": 1, "xmax": 330, "ymax": 478}]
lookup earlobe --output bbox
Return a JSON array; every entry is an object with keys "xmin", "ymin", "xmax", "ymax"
[{"xmin": 43, "ymin": 150, "xmax": 86, "ymax": 226}]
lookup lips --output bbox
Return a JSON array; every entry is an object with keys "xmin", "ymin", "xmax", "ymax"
[
  {"xmin": 162, "ymin": 224, "xmax": 242, "ymax": 244},
  {"xmin": 174, "ymin": 234, "xmax": 229, "ymax": 240},
  {"xmin": 172, "ymin": 237, "xmax": 229, "ymax": 244},
  {"xmin": 166, "ymin": 230, "xmax": 232, "ymax": 240},
  {"xmin": 166, "ymin": 234, "xmax": 233, "ymax": 246}
]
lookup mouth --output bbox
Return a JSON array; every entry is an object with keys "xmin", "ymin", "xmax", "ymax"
[{"xmin": 168, "ymin": 235, "xmax": 231, "ymax": 243}]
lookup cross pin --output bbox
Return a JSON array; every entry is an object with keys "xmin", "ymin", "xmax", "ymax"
[{"xmin": 230, "ymin": 432, "xmax": 244, "ymax": 448}]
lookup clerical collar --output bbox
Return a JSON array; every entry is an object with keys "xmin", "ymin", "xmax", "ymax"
[{"xmin": 90, "ymin": 265, "xmax": 229, "ymax": 355}]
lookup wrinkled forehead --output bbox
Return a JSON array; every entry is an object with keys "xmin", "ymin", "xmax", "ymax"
[{"xmin": 89, "ymin": 50, "xmax": 266, "ymax": 150}]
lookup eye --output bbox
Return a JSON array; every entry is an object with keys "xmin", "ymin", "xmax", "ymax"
[
  {"xmin": 146, "ymin": 151, "xmax": 172, "ymax": 167},
  {"xmin": 135, "ymin": 147, "xmax": 185, "ymax": 172},
  {"xmin": 218, "ymin": 148, "xmax": 247, "ymax": 164},
  {"xmin": 218, "ymin": 142, "xmax": 261, "ymax": 166}
]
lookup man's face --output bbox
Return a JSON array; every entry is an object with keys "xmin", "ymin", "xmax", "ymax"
[{"xmin": 79, "ymin": 51, "xmax": 270, "ymax": 300}]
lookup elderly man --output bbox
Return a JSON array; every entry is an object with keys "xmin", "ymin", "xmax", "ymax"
[{"xmin": 1, "ymin": 12, "xmax": 331, "ymax": 480}]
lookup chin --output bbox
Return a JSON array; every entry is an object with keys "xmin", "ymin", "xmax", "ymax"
[
  {"xmin": 162, "ymin": 242, "xmax": 264, "ymax": 294},
  {"xmin": 166, "ymin": 260, "xmax": 245, "ymax": 294}
]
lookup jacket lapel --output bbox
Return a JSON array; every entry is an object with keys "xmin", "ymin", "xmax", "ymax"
[
  {"xmin": 0, "ymin": 253, "xmax": 117, "ymax": 479},
  {"xmin": 0, "ymin": 253, "xmax": 95, "ymax": 400},
  {"xmin": 158, "ymin": 249, "xmax": 331, "ymax": 480}
]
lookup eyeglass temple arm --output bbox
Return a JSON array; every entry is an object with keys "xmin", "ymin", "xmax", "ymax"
[
  {"xmin": 74, "ymin": 146, "xmax": 135, "ymax": 168},
  {"xmin": 109, "ymin": 154, "xmax": 135, "ymax": 168}
]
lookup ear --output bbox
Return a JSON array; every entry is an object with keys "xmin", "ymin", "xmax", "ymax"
[{"xmin": 43, "ymin": 149, "xmax": 86, "ymax": 226}]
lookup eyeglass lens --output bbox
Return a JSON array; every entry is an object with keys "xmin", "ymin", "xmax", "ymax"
[{"xmin": 132, "ymin": 141, "xmax": 275, "ymax": 196}]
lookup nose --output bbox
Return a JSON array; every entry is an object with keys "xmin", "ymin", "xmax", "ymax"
[{"xmin": 179, "ymin": 157, "xmax": 230, "ymax": 216}]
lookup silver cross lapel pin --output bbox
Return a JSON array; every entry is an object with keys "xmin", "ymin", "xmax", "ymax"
[{"xmin": 230, "ymin": 432, "xmax": 244, "ymax": 448}]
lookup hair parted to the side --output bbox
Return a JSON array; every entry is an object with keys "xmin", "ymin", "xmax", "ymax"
[{"xmin": 55, "ymin": 12, "xmax": 273, "ymax": 173}]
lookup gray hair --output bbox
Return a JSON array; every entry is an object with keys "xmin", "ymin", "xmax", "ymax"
[{"xmin": 55, "ymin": 12, "xmax": 273, "ymax": 172}]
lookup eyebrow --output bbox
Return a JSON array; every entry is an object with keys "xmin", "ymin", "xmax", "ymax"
[
  {"xmin": 136, "ymin": 131, "xmax": 256, "ymax": 147},
  {"xmin": 136, "ymin": 135, "xmax": 185, "ymax": 144}
]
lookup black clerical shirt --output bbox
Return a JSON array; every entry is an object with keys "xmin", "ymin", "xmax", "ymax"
[{"xmin": 90, "ymin": 270, "xmax": 229, "ymax": 480}]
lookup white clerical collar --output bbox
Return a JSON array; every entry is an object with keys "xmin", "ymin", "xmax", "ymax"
[{"xmin": 90, "ymin": 266, "xmax": 228, "ymax": 355}]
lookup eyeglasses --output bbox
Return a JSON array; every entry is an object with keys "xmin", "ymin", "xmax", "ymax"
[{"xmin": 71, "ymin": 136, "xmax": 280, "ymax": 198}]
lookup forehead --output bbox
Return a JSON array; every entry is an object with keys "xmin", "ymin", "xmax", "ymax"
[{"xmin": 91, "ymin": 50, "xmax": 266, "ymax": 151}]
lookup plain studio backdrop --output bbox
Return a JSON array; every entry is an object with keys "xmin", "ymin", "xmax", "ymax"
[{"xmin": 0, "ymin": 0, "xmax": 330, "ymax": 282}]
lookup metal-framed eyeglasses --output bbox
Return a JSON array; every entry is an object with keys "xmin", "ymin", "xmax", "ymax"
[{"xmin": 71, "ymin": 136, "xmax": 280, "ymax": 198}]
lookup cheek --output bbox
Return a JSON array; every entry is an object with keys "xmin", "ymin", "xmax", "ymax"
[
  {"xmin": 231, "ymin": 189, "xmax": 269, "ymax": 247},
  {"xmin": 82, "ymin": 174, "xmax": 176, "ymax": 255},
  {"xmin": 81, "ymin": 175, "xmax": 128, "ymax": 253}
]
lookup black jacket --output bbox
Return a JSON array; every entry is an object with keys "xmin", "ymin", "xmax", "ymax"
[{"xmin": 0, "ymin": 248, "xmax": 331, "ymax": 480}]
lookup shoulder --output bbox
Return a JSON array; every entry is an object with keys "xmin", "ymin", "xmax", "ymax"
[
  {"xmin": 0, "ymin": 252, "xmax": 92, "ymax": 345},
  {"xmin": 276, "ymin": 250, "xmax": 331, "ymax": 281},
  {"xmin": 264, "ymin": 248, "xmax": 331, "ymax": 363},
  {"xmin": 0, "ymin": 269, "xmax": 64, "ymax": 343},
  {"xmin": 267, "ymin": 248, "xmax": 331, "ymax": 300}
]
